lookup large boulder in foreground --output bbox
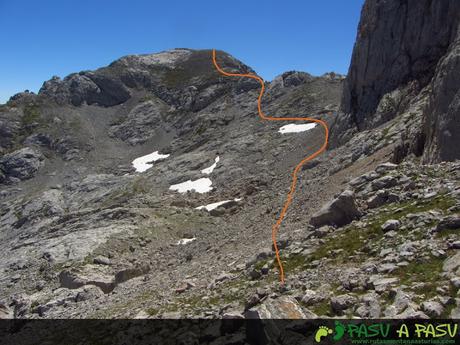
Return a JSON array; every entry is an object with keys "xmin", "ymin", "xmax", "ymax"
[
  {"xmin": 245, "ymin": 296, "xmax": 317, "ymax": 344},
  {"xmin": 310, "ymin": 190, "xmax": 361, "ymax": 228},
  {"xmin": 0, "ymin": 147, "xmax": 44, "ymax": 182},
  {"xmin": 245, "ymin": 296, "xmax": 316, "ymax": 319}
]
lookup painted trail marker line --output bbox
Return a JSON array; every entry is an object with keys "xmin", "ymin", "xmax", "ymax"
[{"xmin": 212, "ymin": 49, "xmax": 329, "ymax": 284}]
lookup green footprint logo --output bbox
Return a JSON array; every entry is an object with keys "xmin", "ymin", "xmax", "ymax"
[
  {"xmin": 333, "ymin": 321, "xmax": 346, "ymax": 341},
  {"xmin": 315, "ymin": 326, "xmax": 333, "ymax": 343}
]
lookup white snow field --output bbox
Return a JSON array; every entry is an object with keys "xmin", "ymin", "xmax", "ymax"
[
  {"xmin": 169, "ymin": 178, "xmax": 213, "ymax": 193},
  {"xmin": 195, "ymin": 198, "xmax": 242, "ymax": 211},
  {"xmin": 278, "ymin": 123, "xmax": 317, "ymax": 134},
  {"xmin": 132, "ymin": 151, "xmax": 170, "ymax": 172},
  {"xmin": 201, "ymin": 156, "xmax": 220, "ymax": 175}
]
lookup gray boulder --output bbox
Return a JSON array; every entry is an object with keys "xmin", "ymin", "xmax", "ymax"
[
  {"xmin": 93, "ymin": 256, "xmax": 111, "ymax": 265},
  {"xmin": 421, "ymin": 301, "xmax": 444, "ymax": 318},
  {"xmin": 246, "ymin": 296, "xmax": 316, "ymax": 319},
  {"xmin": 0, "ymin": 302, "xmax": 13, "ymax": 319},
  {"xmin": 310, "ymin": 190, "xmax": 361, "ymax": 227},
  {"xmin": 375, "ymin": 162, "xmax": 398, "ymax": 174},
  {"xmin": 59, "ymin": 266, "xmax": 116, "ymax": 294},
  {"xmin": 381, "ymin": 219, "xmax": 400, "ymax": 232},
  {"xmin": 436, "ymin": 215, "xmax": 460, "ymax": 232},
  {"xmin": 300, "ymin": 289, "xmax": 327, "ymax": 306},
  {"xmin": 330, "ymin": 294, "xmax": 357, "ymax": 314},
  {"xmin": 24, "ymin": 133, "xmax": 53, "ymax": 148},
  {"xmin": 443, "ymin": 252, "xmax": 460, "ymax": 276},
  {"xmin": 356, "ymin": 293, "xmax": 381, "ymax": 318},
  {"xmin": 0, "ymin": 147, "xmax": 44, "ymax": 181},
  {"xmin": 114, "ymin": 263, "xmax": 151, "ymax": 284},
  {"xmin": 367, "ymin": 190, "xmax": 399, "ymax": 209},
  {"xmin": 370, "ymin": 175, "xmax": 397, "ymax": 190}
]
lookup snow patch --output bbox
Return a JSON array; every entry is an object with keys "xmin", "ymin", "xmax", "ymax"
[
  {"xmin": 196, "ymin": 198, "xmax": 242, "ymax": 211},
  {"xmin": 169, "ymin": 178, "xmax": 213, "ymax": 193},
  {"xmin": 132, "ymin": 151, "xmax": 170, "ymax": 173},
  {"xmin": 201, "ymin": 156, "xmax": 220, "ymax": 175},
  {"xmin": 278, "ymin": 123, "xmax": 317, "ymax": 134},
  {"xmin": 177, "ymin": 237, "xmax": 196, "ymax": 245}
]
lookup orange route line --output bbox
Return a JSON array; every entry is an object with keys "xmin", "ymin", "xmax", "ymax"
[{"xmin": 212, "ymin": 49, "xmax": 329, "ymax": 284}]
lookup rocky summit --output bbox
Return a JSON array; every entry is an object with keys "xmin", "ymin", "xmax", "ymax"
[{"xmin": 0, "ymin": 0, "xmax": 459, "ymax": 325}]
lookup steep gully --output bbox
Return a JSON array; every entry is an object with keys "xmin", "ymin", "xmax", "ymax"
[{"xmin": 212, "ymin": 49, "xmax": 330, "ymax": 284}]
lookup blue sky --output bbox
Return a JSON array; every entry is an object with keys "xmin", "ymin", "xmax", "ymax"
[{"xmin": 0, "ymin": 0, "xmax": 364, "ymax": 103}]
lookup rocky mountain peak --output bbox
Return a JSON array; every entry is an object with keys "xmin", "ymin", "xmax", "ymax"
[{"xmin": 37, "ymin": 49, "xmax": 257, "ymax": 109}]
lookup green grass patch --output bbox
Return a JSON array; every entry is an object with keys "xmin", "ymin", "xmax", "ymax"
[
  {"xmin": 309, "ymin": 194, "xmax": 456, "ymax": 262},
  {"xmin": 377, "ymin": 194, "xmax": 455, "ymax": 221},
  {"xmin": 310, "ymin": 223, "xmax": 383, "ymax": 263},
  {"xmin": 436, "ymin": 227, "xmax": 460, "ymax": 238},
  {"xmin": 152, "ymin": 277, "xmax": 249, "ymax": 315},
  {"xmin": 392, "ymin": 256, "xmax": 444, "ymax": 299},
  {"xmin": 194, "ymin": 123, "xmax": 207, "ymax": 137},
  {"xmin": 139, "ymin": 94, "xmax": 155, "ymax": 103},
  {"xmin": 67, "ymin": 117, "xmax": 82, "ymax": 131},
  {"xmin": 309, "ymin": 300, "xmax": 331, "ymax": 317},
  {"xmin": 381, "ymin": 125, "xmax": 392, "ymax": 139},
  {"xmin": 99, "ymin": 177, "xmax": 149, "ymax": 209},
  {"xmin": 146, "ymin": 306, "xmax": 160, "ymax": 316},
  {"xmin": 22, "ymin": 103, "xmax": 41, "ymax": 126},
  {"xmin": 280, "ymin": 253, "xmax": 310, "ymax": 271},
  {"xmin": 109, "ymin": 115, "xmax": 126, "ymax": 126}
]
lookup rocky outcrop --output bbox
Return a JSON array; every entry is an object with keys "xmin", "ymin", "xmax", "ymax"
[
  {"xmin": 0, "ymin": 147, "xmax": 44, "ymax": 182},
  {"xmin": 422, "ymin": 25, "xmax": 460, "ymax": 162},
  {"xmin": 58, "ymin": 263, "xmax": 150, "ymax": 294},
  {"xmin": 341, "ymin": 0, "xmax": 460, "ymax": 128},
  {"xmin": 108, "ymin": 99, "xmax": 168, "ymax": 145},
  {"xmin": 40, "ymin": 73, "xmax": 131, "ymax": 107},
  {"xmin": 0, "ymin": 117, "xmax": 20, "ymax": 151},
  {"xmin": 270, "ymin": 71, "xmax": 315, "ymax": 88},
  {"xmin": 333, "ymin": 0, "xmax": 460, "ymax": 163},
  {"xmin": 114, "ymin": 263, "xmax": 151, "ymax": 284}
]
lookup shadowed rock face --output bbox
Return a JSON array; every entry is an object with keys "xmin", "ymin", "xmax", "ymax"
[
  {"xmin": 341, "ymin": 0, "xmax": 460, "ymax": 128},
  {"xmin": 334, "ymin": 0, "xmax": 460, "ymax": 163},
  {"xmin": 422, "ymin": 25, "xmax": 460, "ymax": 163},
  {"xmin": 40, "ymin": 73, "xmax": 131, "ymax": 107}
]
